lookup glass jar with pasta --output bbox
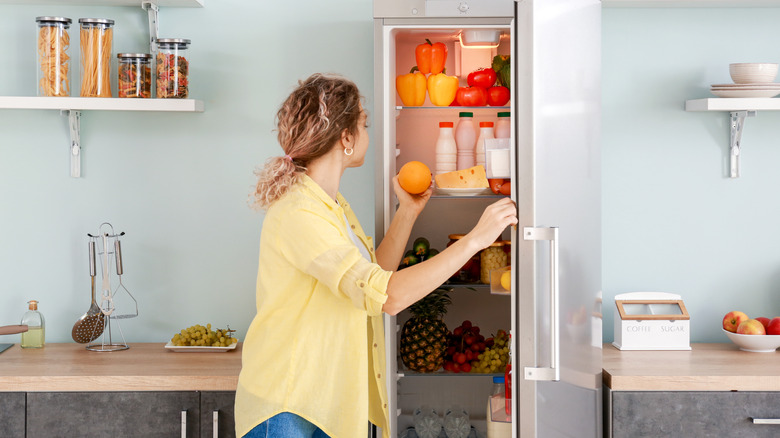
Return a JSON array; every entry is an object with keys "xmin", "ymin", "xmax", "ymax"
[
  {"xmin": 117, "ymin": 53, "xmax": 152, "ymax": 98},
  {"xmin": 480, "ymin": 241, "xmax": 509, "ymax": 284},
  {"xmin": 156, "ymin": 38, "xmax": 190, "ymax": 99},
  {"xmin": 78, "ymin": 18, "xmax": 114, "ymax": 97},
  {"xmin": 35, "ymin": 17, "xmax": 72, "ymax": 97}
]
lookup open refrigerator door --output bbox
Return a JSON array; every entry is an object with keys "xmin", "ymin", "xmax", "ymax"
[{"xmin": 373, "ymin": 1, "xmax": 601, "ymax": 437}]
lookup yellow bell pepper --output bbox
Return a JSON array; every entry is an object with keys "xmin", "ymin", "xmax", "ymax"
[
  {"xmin": 396, "ymin": 67, "xmax": 427, "ymax": 107},
  {"xmin": 427, "ymin": 72, "xmax": 459, "ymax": 106}
]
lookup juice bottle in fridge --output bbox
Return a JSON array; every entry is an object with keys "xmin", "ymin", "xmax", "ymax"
[
  {"xmin": 475, "ymin": 121, "xmax": 494, "ymax": 169},
  {"xmin": 455, "ymin": 112, "xmax": 476, "ymax": 169},
  {"xmin": 435, "ymin": 121, "xmax": 457, "ymax": 175},
  {"xmin": 495, "ymin": 111, "xmax": 511, "ymax": 139}
]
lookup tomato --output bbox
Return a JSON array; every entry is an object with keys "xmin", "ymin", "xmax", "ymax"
[
  {"xmin": 467, "ymin": 68, "xmax": 497, "ymax": 88},
  {"xmin": 487, "ymin": 86, "xmax": 510, "ymax": 106},
  {"xmin": 455, "ymin": 86, "xmax": 488, "ymax": 106},
  {"xmin": 499, "ymin": 180, "xmax": 511, "ymax": 195},
  {"xmin": 488, "ymin": 178, "xmax": 504, "ymax": 194}
]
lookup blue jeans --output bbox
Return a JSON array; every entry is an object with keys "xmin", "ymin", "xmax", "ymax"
[{"xmin": 243, "ymin": 412, "xmax": 331, "ymax": 438}]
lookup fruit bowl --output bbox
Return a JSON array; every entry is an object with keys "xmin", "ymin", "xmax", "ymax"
[{"xmin": 722, "ymin": 329, "xmax": 780, "ymax": 353}]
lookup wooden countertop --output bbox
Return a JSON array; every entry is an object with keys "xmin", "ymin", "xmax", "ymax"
[
  {"xmin": 0, "ymin": 343, "xmax": 242, "ymax": 392},
  {"xmin": 603, "ymin": 343, "xmax": 780, "ymax": 392}
]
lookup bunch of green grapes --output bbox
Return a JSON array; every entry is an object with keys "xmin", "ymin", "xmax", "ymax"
[
  {"xmin": 470, "ymin": 330, "xmax": 510, "ymax": 373},
  {"xmin": 170, "ymin": 323, "xmax": 238, "ymax": 347}
]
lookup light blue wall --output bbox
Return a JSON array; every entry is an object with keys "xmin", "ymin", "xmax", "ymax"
[
  {"xmin": 602, "ymin": 7, "xmax": 780, "ymax": 342},
  {"xmin": 3, "ymin": 2, "xmax": 777, "ymax": 346},
  {"xmin": 0, "ymin": 0, "xmax": 376, "ymax": 343}
]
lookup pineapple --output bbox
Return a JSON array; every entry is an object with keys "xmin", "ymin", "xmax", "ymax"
[{"xmin": 399, "ymin": 288, "xmax": 452, "ymax": 373}]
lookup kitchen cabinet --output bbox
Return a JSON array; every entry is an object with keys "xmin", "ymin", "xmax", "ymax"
[
  {"xmin": 0, "ymin": 392, "xmax": 25, "ymax": 438},
  {"xmin": 0, "ymin": 0, "xmax": 205, "ymax": 177},
  {"xmin": 26, "ymin": 391, "xmax": 200, "ymax": 438},
  {"xmin": 608, "ymin": 391, "xmax": 780, "ymax": 437},
  {"xmin": 0, "ymin": 344, "xmax": 240, "ymax": 437},
  {"xmin": 603, "ymin": 343, "xmax": 780, "ymax": 438},
  {"xmin": 200, "ymin": 391, "xmax": 236, "ymax": 438}
]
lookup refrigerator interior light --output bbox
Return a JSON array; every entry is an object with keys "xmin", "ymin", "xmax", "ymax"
[{"xmin": 459, "ymin": 29, "xmax": 501, "ymax": 48}]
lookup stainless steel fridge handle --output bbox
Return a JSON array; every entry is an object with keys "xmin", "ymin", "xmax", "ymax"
[
  {"xmin": 213, "ymin": 410, "xmax": 219, "ymax": 437},
  {"xmin": 522, "ymin": 226, "xmax": 560, "ymax": 382},
  {"xmin": 752, "ymin": 418, "xmax": 780, "ymax": 425},
  {"xmin": 181, "ymin": 410, "xmax": 187, "ymax": 438}
]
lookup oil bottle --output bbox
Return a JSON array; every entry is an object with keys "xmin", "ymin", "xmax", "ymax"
[{"xmin": 21, "ymin": 300, "xmax": 45, "ymax": 348}]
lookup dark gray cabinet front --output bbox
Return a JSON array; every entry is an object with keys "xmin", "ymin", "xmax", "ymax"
[
  {"xmin": 610, "ymin": 391, "xmax": 780, "ymax": 438},
  {"xmin": 26, "ymin": 391, "xmax": 200, "ymax": 438},
  {"xmin": 200, "ymin": 391, "xmax": 236, "ymax": 438},
  {"xmin": 0, "ymin": 392, "xmax": 25, "ymax": 438}
]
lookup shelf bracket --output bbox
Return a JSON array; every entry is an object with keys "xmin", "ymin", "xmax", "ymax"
[
  {"xmin": 62, "ymin": 109, "xmax": 81, "ymax": 178},
  {"xmin": 728, "ymin": 110, "xmax": 755, "ymax": 178},
  {"xmin": 142, "ymin": 1, "xmax": 159, "ymax": 53}
]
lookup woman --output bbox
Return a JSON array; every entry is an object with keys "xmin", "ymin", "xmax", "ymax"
[{"xmin": 235, "ymin": 73, "xmax": 517, "ymax": 438}]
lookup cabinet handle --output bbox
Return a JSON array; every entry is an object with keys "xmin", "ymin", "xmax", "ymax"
[
  {"xmin": 213, "ymin": 410, "xmax": 219, "ymax": 438},
  {"xmin": 181, "ymin": 410, "xmax": 187, "ymax": 438},
  {"xmin": 752, "ymin": 418, "xmax": 780, "ymax": 425},
  {"xmin": 522, "ymin": 226, "xmax": 560, "ymax": 382}
]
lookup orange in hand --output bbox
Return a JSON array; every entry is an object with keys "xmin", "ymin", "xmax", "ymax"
[{"xmin": 398, "ymin": 161, "xmax": 432, "ymax": 194}]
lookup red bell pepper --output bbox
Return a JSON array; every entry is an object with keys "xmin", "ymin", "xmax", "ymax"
[{"xmin": 415, "ymin": 39, "xmax": 447, "ymax": 75}]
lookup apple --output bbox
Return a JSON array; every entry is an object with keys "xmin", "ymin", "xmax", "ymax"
[
  {"xmin": 767, "ymin": 317, "xmax": 780, "ymax": 336},
  {"xmin": 756, "ymin": 317, "xmax": 771, "ymax": 331},
  {"xmin": 737, "ymin": 319, "xmax": 766, "ymax": 335},
  {"xmin": 722, "ymin": 311, "xmax": 749, "ymax": 333}
]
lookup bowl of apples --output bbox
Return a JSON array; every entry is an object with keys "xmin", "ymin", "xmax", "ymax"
[{"xmin": 722, "ymin": 311, "xmax": 780, "ymax": 353}]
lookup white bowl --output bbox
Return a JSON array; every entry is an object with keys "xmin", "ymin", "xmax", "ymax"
[
  {"xmin": 729, "ymin": 63, "xmax": 779, "ymax": 84},
  {"xmin": 722, "ymin": 329, "xmax": 780, "ymax": 353}
]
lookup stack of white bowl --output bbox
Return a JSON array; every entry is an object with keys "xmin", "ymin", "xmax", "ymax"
[{"xmin": 710, "ymin": 63, "xmax": 780, "ymax": 98}]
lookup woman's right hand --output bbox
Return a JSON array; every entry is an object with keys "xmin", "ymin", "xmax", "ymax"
[{"xmin": 466, "ymin": 198, "xmax": 518, "ymax": 250}]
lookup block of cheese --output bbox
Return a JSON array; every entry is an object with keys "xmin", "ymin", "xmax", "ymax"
[{"xmin": 434, "ymin": 165, "xmax": 489, "ymax": 189}]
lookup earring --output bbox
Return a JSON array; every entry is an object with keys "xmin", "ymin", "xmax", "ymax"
[{"xmin": 344, "ymin": 147, "xmax": 354, "ymax": 156}]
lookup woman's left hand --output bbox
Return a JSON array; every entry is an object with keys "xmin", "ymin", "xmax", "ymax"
[{"xmin": 392, "ymin": 175, "xmax": 431, "ymax": 217}]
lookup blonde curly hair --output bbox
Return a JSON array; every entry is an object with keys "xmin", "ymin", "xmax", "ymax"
[{"xmin": 252, "ymin": 73, "xmax": 363, "ymax": 209}]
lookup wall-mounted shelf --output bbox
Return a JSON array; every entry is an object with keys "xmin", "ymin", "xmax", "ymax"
[
  {"xmin": 603, "ymin": 0, "xmax": 780, "ymax": 7},
  {"xmin": 685, "ymin": 98, "xmax": 780, "ymax": 178},
  {"xmin": 0, "ymin": 0, "xmax": 203, "ymax": 6},
  {"xmin": 0, "ymin": 0, "xmax": 204, "ymax": 177},
  {"xmin": 0, "ymin": 96, "xmax": 204, "ymax": 112}
]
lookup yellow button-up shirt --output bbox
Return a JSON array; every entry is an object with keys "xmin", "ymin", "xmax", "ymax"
[{"xmin": 235, "ymin": 174, "xmax": 391, "ymax": 438}]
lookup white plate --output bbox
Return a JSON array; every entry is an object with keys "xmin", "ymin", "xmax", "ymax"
[
  {"xmin": 711, "ymin": 83, "xmax": 780, "ymax": 88},
  {"xmin": 710, "ymin": 88, "xmax": 780, "ymax": 98},
  {"xmin": 435, "ymin": 187, "xmax": 493, "ymax": 196},
  {"xmin": 722, "ymin": 329, "xmax": 780, "ymax": 353},
  {"xmin": 164, "ymin": 341, "xmax": 237, "ymax": 352}
]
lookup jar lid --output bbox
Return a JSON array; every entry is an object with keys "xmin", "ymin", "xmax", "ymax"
[
  {"xmin": 117, "ymin": 53, "xmax": 152, "ymax": 59},
  {"xmin": 459, "ymin": 112, "xmax": 474, "ymax": 117},
  {"xmin": 78, "ymin": 18, "xmax": 115, "ymax": 25},
  {"xmin": 36, "ymin": 16, "xmax": 72, "ymax": 24},
  {"xmin": 497, "ymin": 111, "xmax": 511, "ymax": 117},
  {"xmin": 485, "ymin": 240, "xmax": 509, "ymax": 247},
  {"xmin": 448, "ymin": 234, "xmax": 466, "ymax": 240},
  {"xmin": 480, "ymin": 122, "xmax": 494, "ymax": 127},
  {"xmin": 157, "ymin": 38, "xmax": 191, "ymax": 48}
]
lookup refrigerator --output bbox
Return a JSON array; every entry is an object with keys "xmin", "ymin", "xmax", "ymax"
[{"xmin": 373, "ymin": 0, "xmax": 602, "ymax": 437}]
